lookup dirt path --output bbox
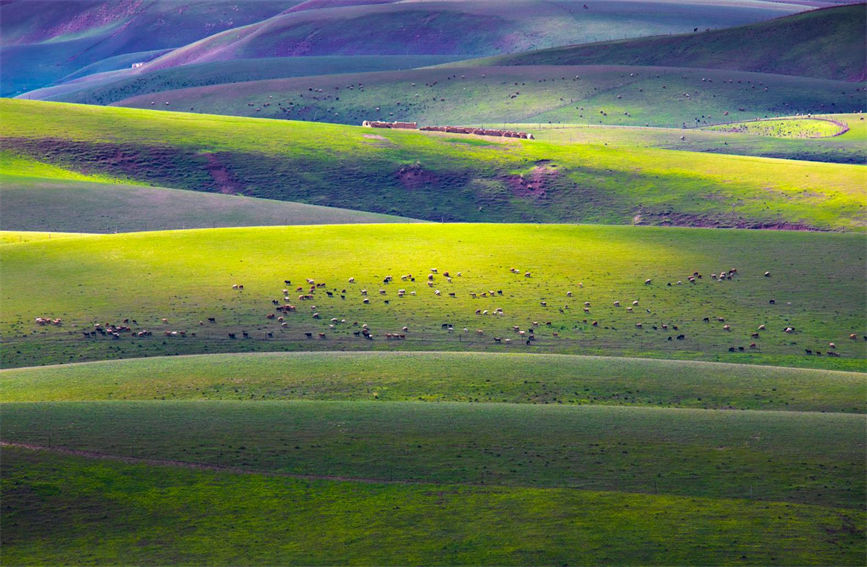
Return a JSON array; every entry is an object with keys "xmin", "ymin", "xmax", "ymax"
[{"xmin": 0, "ymin": 441, "xmax": 440, "ymax": 486}]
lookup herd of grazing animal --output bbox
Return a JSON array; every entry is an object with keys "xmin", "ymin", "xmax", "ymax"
[{"xmin": 34, "ymin": 264, "xmax": 859, "ymax": 359}]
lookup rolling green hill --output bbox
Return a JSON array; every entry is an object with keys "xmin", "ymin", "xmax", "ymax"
[
  {"xmin": 109, "ymin": 64, "xmax": 864, "ymax": 129},
  {"xmin": 2, "ymin": 224, "xmax": 864, "ymax": 369},
  {"xmin": 3, "ymin": 351, "xmax": 863, "ymax": 413},
  {"xmin": 473, "ymin": 3, "xmax": 867, "ymax": 82},
  {"xmin": 3, "ymin": 100, "xmax": 864, "ymax": 229},
  {"xmin": 0, "ymin": 154, "xmax": 417, "ymax": 233}
]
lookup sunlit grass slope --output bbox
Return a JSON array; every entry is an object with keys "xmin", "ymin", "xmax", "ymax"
[
  {"xmin": 0, "ymin": 154, "xmax": 418, "ymax": 232},
  {"xmin": 5, "ymin": 448, "xmax": 862, "ymax": 566},
  {"xmin": 2, "ymin": 100, "xmax": 864, "ymax": 228},
  {"xmin": 476, "ymin": 3, "xmax": 867, "ymax": 82},
  {"xmin": 2, "ymin": 224, "xmax": 864, "ymax": 369},
  {"xmin": 4, "ymin": 351, "xmax": 863, "ymax": 412},
  {"xmin": 112, "ymin": 65, "xmax": 862, "ymax": 129},
  {"xmin": 527, "ymin": 113, "xmax": 866, "ymax": 164}
]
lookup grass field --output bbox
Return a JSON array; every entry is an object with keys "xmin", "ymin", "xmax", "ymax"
[
  {"xmin": 5, "ymin": 447, "xmax": 862, "ymax": 566},
  {"xmin": 3, "ymin": 100, "xmax": 864, "ymax": 229},
  {"xmin": 3, "ymin": 351, "xmax": 864, "ymax": 412},
  {"xmin": 19, "ymin": 55, "xmax": 464, "ymax": 105},
  {"xmin": 2, "ymin": 224, "xmax": 864, "ymax": 369},
  {"xmin": 0, "ymin": 152, "xmax": 417, "ymax": 232},
  {"xmin": 525, "ymin": 113, "xmax": 867, "ymax": 164},
  {"xmin": 3, "ymin": 400, "xmax": 864, "ymax": 506},
  {"xmin": 111, "ymin": 64, "xmax": 863, "ymax": 130},
  {"xmin": 475, "ymin": 3, "xmax": 866, "ymax": 82},
  {"xmin": 704, "ymin": 117, "xmax": 847, "ymax": 138}
]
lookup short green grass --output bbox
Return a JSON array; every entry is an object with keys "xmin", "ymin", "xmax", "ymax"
[
  {"xmin": 2, "ymin": 352, "xmax": 864, "ymax": 413},
  {"xmin": 112, "ymin": 64, "xmax": 864, "ymax": 130},
  {"xmin": 705, "ymin": 117, "xmax": 846, "ymax": 138},
  {"xmin": 0, "ymin": 152, "xmax": 419, "ymax": 232},
  {"xmin": 3, "ymin": 224, "xmax": 864, "ymax": 369},
  {"xmin": 5, "ymin": 447, "xmax": 862, "ymax": 566},
  {"xmin": 524, "ymin": 113, "xmax": 867, "ymax": 164},
  {"xmin": 2, "ymin": 100, "xmax": 864, "ymax": 228}
]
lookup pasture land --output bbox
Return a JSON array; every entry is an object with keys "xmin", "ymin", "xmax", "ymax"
[
  {"xmin": 2, "ymin": 224, "xmax": 864, "ymax": 369},
  {"xmin": 2, "ymin": 100, "xmax": 864, "ymax": 228},
  {"xmin": 476, "ymin": 3, "xmax": 866, "ymax": 82},
  {"xmin": 0, "ymin": 152, "xmax": 417, "ymax": 232},
  {"xmin": 3, "ymin": 352, "xmax": 864, "ymax": 413},
  {"xmin": 3, "ymin": 401, "xmax": 864, "ymax": 509},
  {"xmin": 526, "ymin": 113, "xmax": 867, "ymax": 164},
  {"xmin": 111, "ymin": 65, "xmax": 863, "ymax": 130},
  {"xmin": 19, "ymin": 55, "xmax": 464, "ymax": 105},
  {"xmin": 4, "ymin": 447, "xmax": 862, "ymax": 566},
  {"xmin": 704, "ymin": 117, "xmax": 847, "ymax": 138}
]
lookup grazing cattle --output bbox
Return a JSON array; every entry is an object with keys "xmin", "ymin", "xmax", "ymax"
[
  {"xmin": 319, "ymin": 333, "xmax": 326, "ymax": 339},
  {"xmin": 764, "ymin": 271, "xmax": 771, "ymax": 277},
  {"xmin": 242, "ymin": 331, "xmax": 249, "ymax": 338},
  {"xmin": 784, "ymin": 327, "xmax": 794, "ymax": 333},
  {"xmin": 805, "ymin": 349, "xmax": 813, "ymax": 354},
  {"xmin": 525, "ymin": 272, "xmax": 531, "ymax": 278},
  {"xmin": 676, "ymin": 334, "xmax": 685, "ymax": 340},
  {"xmin": 829, "ymin": 342, "xmax": 836, "ymax": 349},
  {"xmin": 635, "ymin": 323, "xmax": 643, "ymax": 329},
  {"xmin": 435, "ymin": 290, "xmax": 441, "ymax": 296},
  {"xmin": 592, "ymin": 320, "xmax": 598, "ymax": 327},
  {"xmin": 849, "ymin": 333, "xmax": 857, "ymax": 340},
  {"xmin": 758, "ymin": 324, "xmax": 766, "ymax": 330},
  {"xmin": 228, "ymin": 333, "xmax": 236, "ymax": 339},
  {"xmin": 769, "ymin": 299, "xmax": 776, "ymax": 305},
  {"xmin": 644, "ymin": 279, "xmax": 652, "ymax": 285},
  {"xmin": 266, "ymin": 313, "xmax": 276, "ymax": 319},
  {"xmin": 632, "ymin": 300, "xmax": 639, "ymax": 306},
  {"xmin": 613, "ymin": 301, "xmax": 620, "ymax": 307},
  {"xmin": 723, "ymin": 324, "xmax": 731, "ymax": 331},
  {"xmin": 751, "ymin": 332, "xmax": 759, "ymax": 338}
]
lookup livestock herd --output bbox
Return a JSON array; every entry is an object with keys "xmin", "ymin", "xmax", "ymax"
[{"xmin": 32, "ymin": 264, "xmax": 861, "ymax": 359}]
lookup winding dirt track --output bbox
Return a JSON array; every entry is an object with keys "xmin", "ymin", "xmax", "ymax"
[{"xmin": 0, "ymin": 441, "xmax": 437, "ymax": 486}]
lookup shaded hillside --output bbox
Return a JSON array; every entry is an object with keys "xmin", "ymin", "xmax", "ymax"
[
  {"xmin": 2, "ymin": 100, "xmax": 863, "ymax": 230},
  {"xmin": 109, "ymin": 64, "xmax": 863, "ymax": 129},
  {"xmin": 137, "ymin": 0, "xmax": 805, "ymax": 73},
  {"xmin": 475, "ymin": 3, "xmax": 867, "ymax": 82},
  {"xmin": 0, "ymin": 0, "xmax": 300, "ymax": 96}
]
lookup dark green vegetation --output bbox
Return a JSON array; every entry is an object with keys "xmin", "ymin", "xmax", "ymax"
[
  {"xmin": 0, "ymin": 0, "xmax": 300, "ymax": 96},
  {"xmin": 3, "ymin": 224, "xmax": 865, "ymax": 369},
  {"xmin": 6, "ymin": 447, "xmax": 863, "ymax": 566},
  {"xmin": 111, "ymin": 64, "xmax": 864, "ymax": 130},
  {"xmin": 0, "ymin": 153, "xmax": 417, "ymax": 232},
  {"xmin": 4, "ymin": 401, "xmax": 865, "ymax": 507},
  {"xmin": 477, "ymin": 3, "xmax": 867, "ymax": 82},
  {"xmin": 2, "ymin": 351, "xmax": 864, "ymax": 412},
  {"xmin": 3, "ymin": 100, "xmax": 864, "ymax": 228}
]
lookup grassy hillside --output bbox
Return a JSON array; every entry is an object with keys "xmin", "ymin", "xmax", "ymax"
[
  {"xmin": 4, "ymin": 401, "xmax": 864, "ymax": 507},
  {"xmin": 526, "ymin": 113, "xmax": 867, "ymax": 164},
  {"xmin": 18, "ymin": 55, "xmax": 462, "ymax": 104},
  {"xmin": 0, "ymin": 154, "xmax": 417, "ymax": 232},
  {"xmin": 3, "ymin": 352, "xmax": 863, "ymax": 412},
  {"xmin": 139, "ymin": 1, "xmax": 804, "ymax": 73},
  {"xmin": 2, "ymin": 224, "xmax": 864, "ymax": 369},
  {"xmin": 3, "ymin": 100, "xmax": 864, "ymax": 229},
  {"xmin": 110, "ymin": 64, "xmax": 864, "ymax": 129},
  {"xmin": 475, "ymin": 3, "xmax": 867, "ymax": 82},
  {"xmin": 5, "ymin": 447, "xmax": 862, "ymax": 565},
  {"xmin": 0, "ymin": 1, "xmax": 300, "ymax": 96}
]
